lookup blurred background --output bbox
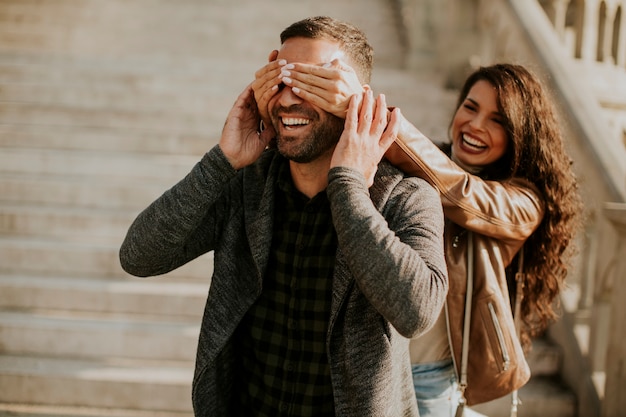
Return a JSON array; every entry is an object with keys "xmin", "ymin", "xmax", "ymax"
[{"xmin": 0, "ymin": 0, "xmax": 625, "ymax": 416}]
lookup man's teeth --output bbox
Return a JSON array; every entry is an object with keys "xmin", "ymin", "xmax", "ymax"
[
  {"xmin": 282, "ymin": 117, "xmax": 310, "ymax": 126},
  {"xmin": 462, "ymin": 134, "xmax": 486, "ymax": 148}
]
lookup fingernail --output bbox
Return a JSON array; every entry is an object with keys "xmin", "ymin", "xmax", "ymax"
[
  {"xmin": 283, "ymin": 63, "xmax": 294, "ymax": 70},
  {"xmin": 282, "ymin": 77, "xmax": 292, "ymax": 84},
  {"xmin": 281, "ymin": 69, "xmax": 291, "ymax": 77},
  {"xmin": 322, "ymin": 62, "xmax": 331, "ymax": 68},
  {"xmin": 278, "ymin": 59, "xmax": 287, "ymax": 65},
  {"xmin": 292, "ymin": 87, "xmax": 300, "ymax": 94}
]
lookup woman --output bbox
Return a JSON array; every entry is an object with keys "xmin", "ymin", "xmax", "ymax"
[
  {"xmin": 389, "ymin": 64, "xmax": 584, "ymax": 416},
  {"xmin": 253, "ymin": 61, "xmax": 583, "ymax": 416}
]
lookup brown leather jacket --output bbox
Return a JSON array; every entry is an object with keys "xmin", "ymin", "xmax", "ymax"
[{"xmin": 385, "ymin": 114, "xmax": 544, "ymax": 374}]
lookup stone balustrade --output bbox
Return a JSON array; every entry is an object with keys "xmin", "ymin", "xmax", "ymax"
[
  {"xmin": 540, "ymin": 0, "xmax": 626, "ymax": 181},
  {"xmin": 540, "ymin": 0, "xmax": 625, "ymax": 66},
  {"xmin": 601, "ymin": 202, "xmax": 626, "ymax": 417}
]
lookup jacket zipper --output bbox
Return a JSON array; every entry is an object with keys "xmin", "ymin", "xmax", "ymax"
[{"xmin": 488, "ymin": 302, "xmax": 511, "ymax": 371}]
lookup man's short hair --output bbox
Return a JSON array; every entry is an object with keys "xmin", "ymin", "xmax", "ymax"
[{"xmin": 280, "ymin": 16, "xmax": 374, "ymax": 84}]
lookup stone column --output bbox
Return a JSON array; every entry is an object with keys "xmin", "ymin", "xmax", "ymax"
[
  {"xmin": 617, "ymin": 5, "xmax": 626, "ymax": 67},
  {"xmin": 601, "ymin": 3, "xmax": 616, "ymax": 64},
  {"xmin": 601, "ymin": 202, "xmax": 626, "ymax": 417},
  {"xmin": 581, "ymin": 0, "xmax": 600, "ymax": 61},
  {"xmin": 553, "ymin": 0, "xmax": 572, "ymax": 41}
]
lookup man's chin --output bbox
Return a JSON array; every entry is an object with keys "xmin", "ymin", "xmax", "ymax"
[{"xmin": 276, "ymin": 140, "xmax": 314, "ymax": 163}]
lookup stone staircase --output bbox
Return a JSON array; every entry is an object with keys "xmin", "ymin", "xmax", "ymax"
[
  {"xmin": 0, "ymin": 12, "xmax": 212, "ymax": 416},
  {"xmin": 0, "ymin": 0, "xmax": 578, "ymax": 416}
]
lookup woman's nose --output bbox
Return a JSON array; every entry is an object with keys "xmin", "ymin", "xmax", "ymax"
[{"xmin": 469, "ymin": 114, "xmax": 487, "ymax": 131}]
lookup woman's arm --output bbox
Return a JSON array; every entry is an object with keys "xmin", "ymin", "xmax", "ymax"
[{"xmin": 386, "ymin": 113, "xmax": 544, "ymax": 242}]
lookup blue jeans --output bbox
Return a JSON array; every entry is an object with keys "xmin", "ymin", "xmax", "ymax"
[
  {"xmin": 412, "ymin": 361, "xmax": 487, "ymax": 417},
  {"xmin": 411, "ymin": 359, "xmax": 458, "ymax": 417}
]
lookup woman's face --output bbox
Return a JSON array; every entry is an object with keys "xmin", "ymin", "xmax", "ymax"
[{"xmin": 451, "ymin": 80, "xmax": 509, "ymax": 169}]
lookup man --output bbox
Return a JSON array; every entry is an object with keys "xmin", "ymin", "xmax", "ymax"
[{"xmin": 119, "ymin": 16, "xmax": 447, "ymax": 416}]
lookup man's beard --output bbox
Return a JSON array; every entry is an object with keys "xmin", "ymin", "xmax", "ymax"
[{"xmin": 272, "ymin": 105, "xmax": 344, "ymax": 163}]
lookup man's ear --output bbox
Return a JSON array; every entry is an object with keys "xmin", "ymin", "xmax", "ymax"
[{"xmin": 268, "ymin": 50, "xmax": 279, "ymax": 62}]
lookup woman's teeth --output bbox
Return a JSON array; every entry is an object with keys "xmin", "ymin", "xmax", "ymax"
[{"xmin": 462, "ymin": 134, "xmax": 486, "ymax": 149}]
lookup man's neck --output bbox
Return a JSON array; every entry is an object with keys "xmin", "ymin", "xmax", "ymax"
[{"xmin": 289, "ymin": 156, "xmax": 331, "ymax": 199}]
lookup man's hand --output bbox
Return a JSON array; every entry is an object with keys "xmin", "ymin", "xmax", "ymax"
[
  {"xmin": 219, "ymin": 84, "xmax": 275, "ymax": 170},
  {"xmin": 280, "ymin": 59, "xmax": 365, "ymax": 118},
  {"xmin": 331, "ymin": 90, "xmax": 400, "ymax": 187}
]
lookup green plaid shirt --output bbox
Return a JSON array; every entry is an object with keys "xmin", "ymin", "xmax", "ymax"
[{"xmin": 234, "ymin": 160, "xmax": 337, "ymax": 416}]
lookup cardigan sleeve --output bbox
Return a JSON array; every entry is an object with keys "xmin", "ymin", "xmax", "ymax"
[
  {"xmin": 327, "ymin": 165, "xmax": 448, "ymax": 339},
  {"xmin": 119, "ymin": 145, "xmax": 237, "ymax": 277},
  {"xmin": 385, "ymin": 113, "xmax": 544, "ymax": 243}
]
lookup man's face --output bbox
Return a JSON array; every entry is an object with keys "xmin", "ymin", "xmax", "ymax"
[{"xmin": 269, "ymin": 37, "xmax": 346, "ymax": 163}]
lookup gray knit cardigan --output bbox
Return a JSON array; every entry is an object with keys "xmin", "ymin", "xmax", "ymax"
[{"xmin": 119, "ymin": 145, "xmax": 448, "ymax": 417}]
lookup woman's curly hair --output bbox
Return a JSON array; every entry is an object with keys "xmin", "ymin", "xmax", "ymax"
[{"xmin": 454, "ymin": 64, "xmax": 584, "ymax": 347}]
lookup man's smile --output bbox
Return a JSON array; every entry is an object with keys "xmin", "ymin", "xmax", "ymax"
[{"xmin": 281, "ymin": 116, "xmax": 311, "ymax": 130}]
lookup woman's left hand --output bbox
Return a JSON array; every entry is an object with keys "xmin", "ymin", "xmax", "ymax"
[{"xmin": 280, "ymin": 59, "xmax": 365, "ymax": 118}]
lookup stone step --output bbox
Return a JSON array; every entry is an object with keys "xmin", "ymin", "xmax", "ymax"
[
  {"xmin": 0, "ymin": 172, "xmax": 171, "ymax": 210},
  {"xmin": 0, "ymin": 236, "xmax": 213, "ymax": 281},
  {"xmin": 0, "ymin": 148, "xmax": 198, "ymax": 182},
  {"xmin": 471, "ymin": 375, "xmax": 576, "ymax": 417},
  {"xmin": 0, "ymin": 236, "xmax": 121, "ymax": 277},
  {"xmin": 0, "ymin": 403, "xmax": 192, "ymax": 417},
  {"xmin": 0, "ymin": 101, "xmax": 221, "ymax": 132},
  {"xmin": 0, "ymin": 54, "xmax": 250, "ymax": 86},
  {"xmin": 0, "ymin": 310, "xmax": 199, "ymax": 361},
  {"xmin": 0, "ymin": 81, "xmax": 225, "ymax": 116},
  {"xmin": 0, "ymin": 52, "xmax": 258, "ymax": 112},
  {"xmin": 0, "ymin": 124, "xmax": 211, "ymax": 155},
  {"xmin": 0, "ymin": 274, "xmax": 208, "ymax": 319},
  {"xmin": 0, "ymin": 203, "xmax": 135, "ymax": 242},
  {"xmin": 0, "ymin": 0, "xmax": 403, "ymax": 68},
  {"xmin": 0, "ymin": 355, "xmax": 193, "ymax": 412},
  {"xmin": 0, "ymin": 61, "xmax": 238, "ymax": 121},
  {"xmin": 0, "ymin": 0, "xmax": 272, "ymax": 63}
]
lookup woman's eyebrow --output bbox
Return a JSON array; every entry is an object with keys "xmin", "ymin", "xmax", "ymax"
[{"xmin": 466, "ymin": 97, "xmax": 503, "ymax": 118}]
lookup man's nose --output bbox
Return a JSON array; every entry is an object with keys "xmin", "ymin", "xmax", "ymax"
[{"xmin": 276, "ymin": 85, "xmax": 303, "ymax": 107}]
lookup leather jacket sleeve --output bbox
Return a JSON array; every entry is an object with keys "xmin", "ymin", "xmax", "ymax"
[{"xmin": 385, "ymin": 113, "xmax": 544, "ymax": 243}]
